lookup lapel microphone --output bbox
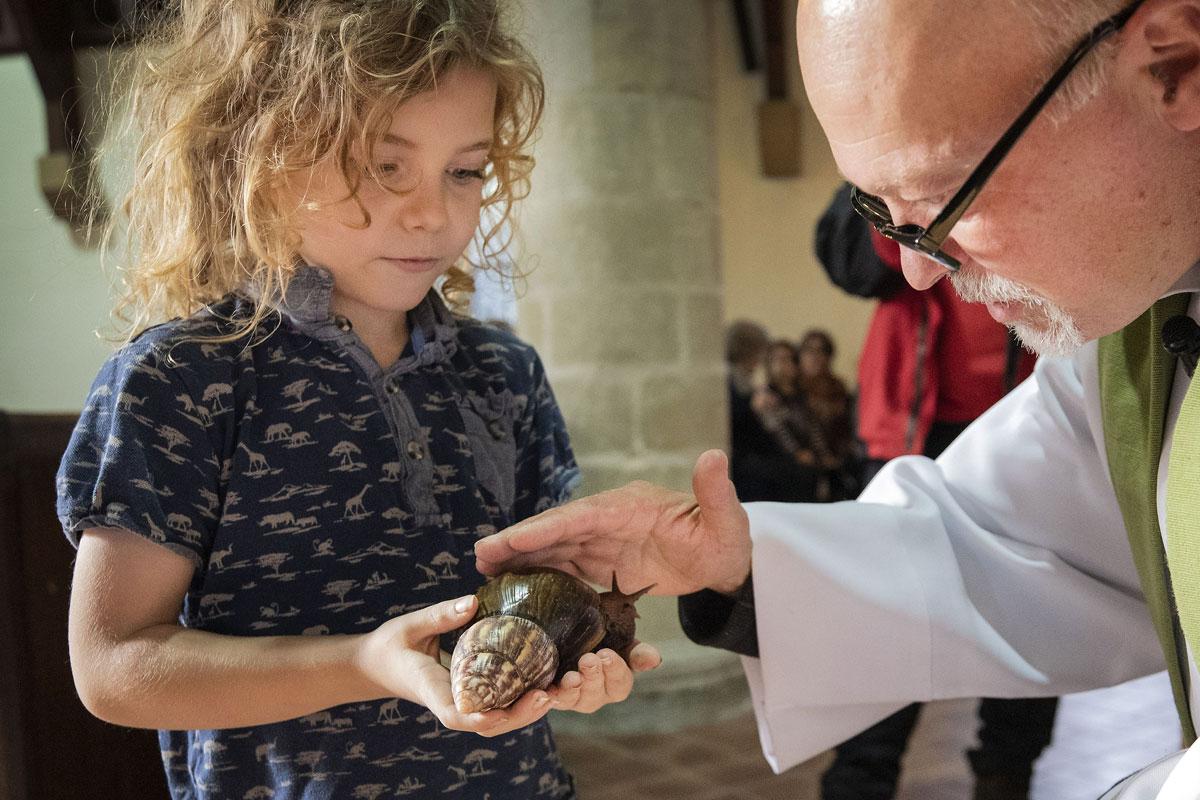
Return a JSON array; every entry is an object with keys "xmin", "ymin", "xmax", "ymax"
[{"xmin": 1162, "ymin": 315, "xmax": 1200, "ymax": 379}]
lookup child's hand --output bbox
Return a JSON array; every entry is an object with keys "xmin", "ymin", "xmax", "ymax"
[
  {"xmin": 547, "ymin": 643, "xmax": 662, "ymax": 714},
  {"xmin": 358, "ymin": 595, "xmax": 553, "ymax": 737}
]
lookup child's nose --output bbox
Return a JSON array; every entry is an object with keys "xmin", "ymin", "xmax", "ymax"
[{"xmin": 397, "ymin": 177, "xmax": 449, "ymax": 232}]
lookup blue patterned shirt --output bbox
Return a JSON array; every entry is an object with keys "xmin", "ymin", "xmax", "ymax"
[{"xmin": 57, "ymin": 266, "xmax": 581, "ymax": 800}]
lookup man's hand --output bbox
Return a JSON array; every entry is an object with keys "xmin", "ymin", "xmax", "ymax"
[{"xmin": 474, "ymin": 449, "xmax": 751, "ymax": 596}]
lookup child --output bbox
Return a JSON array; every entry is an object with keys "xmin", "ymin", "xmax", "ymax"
[{"xmin": 57, "ymin": 1, "xmax": 653, "ymax": 797}]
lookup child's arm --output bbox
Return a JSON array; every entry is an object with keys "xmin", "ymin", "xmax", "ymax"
[{"xmin": 68, "ymin": 526, "xmax": 551, "ymax": 735}]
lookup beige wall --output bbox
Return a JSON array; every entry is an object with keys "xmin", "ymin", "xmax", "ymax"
[
  {"xmin": 0, "ymin": 56, "xmax": 114, "ymax": 412},
  {"xmin": 712, "ymin": 1, "xmax": 875, "ymax": 385}
]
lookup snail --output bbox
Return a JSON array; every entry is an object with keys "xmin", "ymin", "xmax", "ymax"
[{"xmin": 449, "ymin": 568, "xmax": 653, "ymax": 713}]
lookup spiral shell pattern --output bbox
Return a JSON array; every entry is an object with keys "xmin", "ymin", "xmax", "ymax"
[{"xmin": 450, "ymin": 615, "xmax": 558, "ymax": 713}]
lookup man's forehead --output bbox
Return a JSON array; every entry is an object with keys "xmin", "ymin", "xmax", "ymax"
[
  {"xmin": 797, "ymin": 0, "xmax": 1051, "ymax": 194},
  {"xmin": 815, "ymin": 93, "xmax": 1001, "ymax": 200},
  {"xmin": 797, "ymin": 0, "xmax": 1034, "ymax": 65}
]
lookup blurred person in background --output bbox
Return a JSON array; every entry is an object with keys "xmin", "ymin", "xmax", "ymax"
[
  {"xmin": 753, "ymin": 336, "xmax": 857, "ymax": 501},
  {"xmin": 797, "ymin": 329, "xmax": 858, "ymax": 499},
  {"xmin": 727, "ymin": 323, "xmax": 818, "ymax": 502}
]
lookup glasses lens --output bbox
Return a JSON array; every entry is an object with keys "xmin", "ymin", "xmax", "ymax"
[
  {"xmin": 848, "ymin": 186, "xmax": 960, "ymax": 272},
  {"xmin": 850, "ymin": 187, "xmax": 892, "ymax": 225}
]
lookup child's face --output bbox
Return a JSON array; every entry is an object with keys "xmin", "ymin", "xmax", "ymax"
[{"xmin": 289, "ymin": 66, "xmax": 498, "ymax": 323}]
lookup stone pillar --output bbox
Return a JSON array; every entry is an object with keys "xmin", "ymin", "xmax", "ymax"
[{"xmin": 515, "ymin": 0, "xmax": 746, "ymax": 732}]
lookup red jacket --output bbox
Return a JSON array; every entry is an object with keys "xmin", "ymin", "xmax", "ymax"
[{"xmin": 855, "ymin": 232, "xmax": 1035, "ymax": 459}]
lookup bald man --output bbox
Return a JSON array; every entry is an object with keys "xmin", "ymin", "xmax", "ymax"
[{"xmin": 477, "ymin": 1, "xmax": 1200, "ymax": 795}]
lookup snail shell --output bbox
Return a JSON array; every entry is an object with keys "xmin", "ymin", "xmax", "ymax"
[{"xmin": 450, "ymin": 569, "xmax": 651, "ymax": 713}]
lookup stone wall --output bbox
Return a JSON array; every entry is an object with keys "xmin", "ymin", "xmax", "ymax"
[
  {"xmin": 514, "ymin": 0, "xmax": 747, "ymax": 733},
  {"xmin": 517, "ymin": 0, "xmax": 725, "ymax": 505}
]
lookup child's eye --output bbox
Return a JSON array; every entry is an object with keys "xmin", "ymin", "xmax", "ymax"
[
  {"xmin": 448, "ymin": 167, "xmax": 486, "ymax": 184},
  {"xmin": 366, "ymin": 161, "xmax": 407, "ymax": 183}
]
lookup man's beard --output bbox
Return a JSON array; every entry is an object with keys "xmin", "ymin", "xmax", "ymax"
[{"xmin": 950, "ymin": 269, "xmax": 1085, "ymax": 357}]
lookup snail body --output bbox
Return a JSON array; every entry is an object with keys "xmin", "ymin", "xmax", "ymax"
[{"xmin": 449, "ymin": 569, "xmax": 651, "ymax": 713}]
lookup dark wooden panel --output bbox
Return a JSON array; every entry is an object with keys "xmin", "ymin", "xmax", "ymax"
[
  {"xmin": 0, "ymin": 0, "xmax": 170, "ymax": 55},
  {"xmin": 0, "ymin": 412, "xmax": 166, "ymax": 800},
  {"xmin": 0, "ymin": 2, "xmax": 19, "ymax": 54},
  {"xmin": 0, "ymin": 415, "xmax": 30, "ymax": 800}
]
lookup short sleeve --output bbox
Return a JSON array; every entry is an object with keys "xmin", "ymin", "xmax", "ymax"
[
  {"xmin": 56, "ymin": 342, "xmax": 222, "ymax": 569},
  {"xmin": 511, "ymin": 351, "xmax": 580, "ymax": 521}
]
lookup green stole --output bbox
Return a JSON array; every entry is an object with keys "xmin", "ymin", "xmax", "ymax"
[{"xmin": 1098, "ymin": 292, "xmax": 1198, "ymax": 742}]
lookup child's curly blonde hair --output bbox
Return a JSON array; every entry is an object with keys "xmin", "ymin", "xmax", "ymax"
[{"xmin": 100, "ymin": 0, "xmax": 543, "ymax": 340}]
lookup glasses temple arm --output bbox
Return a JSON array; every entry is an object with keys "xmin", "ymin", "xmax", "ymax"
[{"xmin": 924, "ymin": 0, "xmax": 1143, "ymax": 243}]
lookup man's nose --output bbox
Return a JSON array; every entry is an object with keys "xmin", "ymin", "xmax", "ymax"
[{"xmin": 899, "ymin": 247, "xmax": 948, "ymax": 291}]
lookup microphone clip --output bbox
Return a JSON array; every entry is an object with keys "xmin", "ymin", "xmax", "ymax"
[{"xmin": 1161, "ymin": 314, "xmax": 1200, "ymax": 379}]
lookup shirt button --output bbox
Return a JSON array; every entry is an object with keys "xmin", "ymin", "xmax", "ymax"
[
  {"xmin": 385, "ymin": 380, "xmax": 400, "ymax": 395},
  {"xmin": 334, "ymin": 315, "xmax": 353, "ymax": 332},
  {"xmin": 406, "ymin": 441, "xmax": 424, "ymax": 460}
]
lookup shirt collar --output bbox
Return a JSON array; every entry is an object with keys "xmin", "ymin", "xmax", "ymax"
[
  {"xmin": 1165, "ymin": 260, "xmax": 1200, "ymax": 296},
  {"xmin": 246, "ymin": 264, "xmax": 460, "ymax": 369}
]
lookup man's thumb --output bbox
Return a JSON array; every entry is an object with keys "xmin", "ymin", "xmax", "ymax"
[{"xmin": 692, "ymin": 449, "xmax": 739, "ymax": 517}]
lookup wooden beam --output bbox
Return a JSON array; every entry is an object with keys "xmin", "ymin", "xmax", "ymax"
[
  {"xmin": 5, "ymin": 0, "xmax": 78, "ymax": 152},
  {"xmin": 758, "ymin": 0, "xmax": 801, "ymax": 177},
  {"xmin": 731, "ymin": 0, "xmax": 759, "ymax": 72},
  {"xmin": 0, "ymin": 1, "xmax": 20, "ymax": 54}
]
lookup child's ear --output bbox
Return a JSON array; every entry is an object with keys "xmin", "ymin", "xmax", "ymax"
[{"xmin": 1125, "ymin": 0, "xmax": 1200, "ymax": 131}]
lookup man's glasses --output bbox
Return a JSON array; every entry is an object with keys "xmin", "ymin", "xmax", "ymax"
[{"xmin": 850, "ymin": 0, "xmax": 1146, "ymax": 273}]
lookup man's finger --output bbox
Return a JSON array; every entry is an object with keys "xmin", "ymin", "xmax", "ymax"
[
  {"xmin": 476, "ymin": 488, "xmax": 627, "ymax": 566},
  {"xmin": 475, "ymin": 544, "xmax": 586, "ymax": 577},
  {"xmin": 474, "ymin": 504, "xmax": 582, "ymax": 564},
  {"xmin": 692, "ymin": 449, "xmax": 739, "ymax": 518}
]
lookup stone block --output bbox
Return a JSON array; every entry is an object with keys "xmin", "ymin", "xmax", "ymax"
[
  {"xmin": 557, "ymin": 93, "xmax": 657, "ymax": 198},
  {"xmin": 575, "ymin": 461, "xmax": 694, "ymax": 496},
  {"xmin": 590, "ymin": 0, "xmax": 710, "ymax": 98},
  {"xmin": 651, "ymin": 95, "xmax": 716, "ymax": 201},
  {"xmin": 662, "ymin": 205, "xmax": 719, "ymax": 286},
  {"xmin": 591, "ymin": 1, "xmax": 665, "ymax": 93},
  {"xmin": 640, "ymin": 372, "xmax": 726, "ymax": 453},
  {"xmin": 522, "ymin": 199, "xmax": 717, "ymax": 288},
  {"xmin": 553, "ymin": 93, "xmax": 715, "ymax": 203},
  {"xmin": 661, "ymin": 0, "xmax": 711, "ymax": 99},
  {"xmin": 552, "ymin": 374, "xmax": 637, "ymax": 456},
  {"xmin": 546, "ymin": 290, "xmax": 681, "ymax": 366},
  {"xmin": 684, "ymin": 292, "xmax": 725, "ymax": 365}
]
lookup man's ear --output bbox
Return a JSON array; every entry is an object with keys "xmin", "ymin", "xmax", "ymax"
[{"xmin": 1125, "ymin": 0, "xmax": 1200, "ymax": 131}]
